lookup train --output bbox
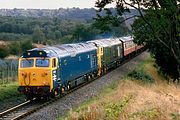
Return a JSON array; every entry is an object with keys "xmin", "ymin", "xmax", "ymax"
[{"xmin": 18, "ymin": 36, "xmax": 144, "ymax": 100}]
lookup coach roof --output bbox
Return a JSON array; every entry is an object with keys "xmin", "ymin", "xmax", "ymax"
[{"xmin": 87, "ymin": 38, "xmax": 122, "ymax": 47}]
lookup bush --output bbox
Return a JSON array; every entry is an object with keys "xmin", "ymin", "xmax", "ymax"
[
  {"xmin": 128, "ymin": 70, "xmax": 154, "ymax": 83},
  {"xmin": 20, "ymin": 40, "xmax": 33, "ymax": 51},
  {"xmin": 0, "ymin": 45, "xmax": 9, "ymax": 58},
  {"xmin": 9, "ymin": 42, "xmax": 21, "ymax": 55}
]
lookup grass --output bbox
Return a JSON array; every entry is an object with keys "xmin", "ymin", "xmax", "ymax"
[
  {"xmin": 0, "ymin": 82, "xmax": 21, "ymax": 101},
  {"xmin": 58, "ymin": 55, "xmax": 180, "ymax": 120}
]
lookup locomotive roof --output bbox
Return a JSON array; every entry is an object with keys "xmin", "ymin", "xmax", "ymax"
[
  {"xmin": 55, "ymin": 43, "xmax": 97, "ymax": 57},
  {"xmin": 119, "ymin": 36, "xmax": 133, "ymax": 42},
  {"xmin": 22, "ymin": 36, "xmax": 132, "ymax": 58},
  {"xmin": 87, "ymin": 38, "xmax": 122, "ymax": 47},
  {"xmin": 22, "ymin": 42, "xmax": 97, "ymax": 58}
]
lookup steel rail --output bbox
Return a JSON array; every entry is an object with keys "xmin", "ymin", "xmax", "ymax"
[{"xmin": 0, "ymin": 100, "xmax": 31, "ymax": 118}]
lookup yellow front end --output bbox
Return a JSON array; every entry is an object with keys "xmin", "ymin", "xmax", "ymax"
[
  {"xmin": 18, "ymin": 57, "xmax": 58, "ymax": 98},
  {"xmin": 97, "ymin": 47, "xmax": 103, "ymax": 76}
]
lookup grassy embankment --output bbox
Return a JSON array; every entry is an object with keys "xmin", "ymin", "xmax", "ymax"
[
  {"xmin": 0, "ymin": 82, "xmax": 23, "ymax": 102},
  {"xmin": 59, "ymin": 56, "xmax": 180, "ymax": 120}
]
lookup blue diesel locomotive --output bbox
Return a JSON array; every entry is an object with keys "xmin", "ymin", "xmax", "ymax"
[{"xmin": 18, "ymin": 36, "xmax": 143, "ymax": 100}]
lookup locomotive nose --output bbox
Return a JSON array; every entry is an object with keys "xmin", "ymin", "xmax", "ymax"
[
  {"xmin": 21, "ymin": 72, "xmax": 27, "ymax": 77},
  {"xmin": 32, "ymin": 72, "xmax": 36, "ymax": 77}
]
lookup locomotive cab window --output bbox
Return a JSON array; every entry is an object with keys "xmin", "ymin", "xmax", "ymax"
[
  {"xmin": 36, "ymin": 59, "xmax": 49, "ymax": 67},
  {"xmin": 20, "ymin": 59, "xmax": 34, "ymax": 68},
  {"xmin": 52, "ymin": 58, "xmax": 57, "ymax": 68}
]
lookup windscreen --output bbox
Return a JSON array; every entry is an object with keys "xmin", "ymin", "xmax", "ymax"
[
  {"xmin": 36, "ymin": 59, "xmax": 49, "ymax": 67},
  {"xmin": 20, "ymin": 59, "xmax": 34, "ymax": 68}
]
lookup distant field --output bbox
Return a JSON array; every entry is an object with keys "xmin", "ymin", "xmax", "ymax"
[{"xmin": 60, "ymin": 56, "xmax": 180, "ymax": 120}]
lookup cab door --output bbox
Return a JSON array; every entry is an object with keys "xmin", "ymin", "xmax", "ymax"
[{"xmin": 51, "ymin": 57, "xmax": 58, "ymax": 91}]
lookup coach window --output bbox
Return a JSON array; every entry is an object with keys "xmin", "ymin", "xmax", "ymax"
[
  {"xmin": 101, "ymin": 48, "xmax": 103, "ymax": 52},
  {"xmin": 52, "ymin": 58, "xmax": 56, "ymax": 68}
]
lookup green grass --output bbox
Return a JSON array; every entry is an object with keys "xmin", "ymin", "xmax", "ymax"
[
  {"xmin": 105, "ymin": 95, "xmax": 133, "ymax": 120},
  {"xmin": 127, "ymin": 56, "xmax": 155, "ymax": 84},
  {"xmin": 169, "ymin": 113, "xmax": 180, "ymax": 120},
  {"xmin": 0, "ymin": 82, "xmax": 21, "ymax": 101}
]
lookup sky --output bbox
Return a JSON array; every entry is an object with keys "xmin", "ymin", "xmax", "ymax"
[{"xmin": 0, "ymin": 0, "xmax": 99, "ymax": 9}]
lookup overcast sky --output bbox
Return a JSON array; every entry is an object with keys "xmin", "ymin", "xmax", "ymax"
[{"xmin": 0, "ymin": 0, "xmax": 102, "ymax": 9}]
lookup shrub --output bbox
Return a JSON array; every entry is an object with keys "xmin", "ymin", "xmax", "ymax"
[
  {"xmin": 128, "ymin": 70, "xmax": 154, "ymax": 83},
  {"xmin": 20, "ymin": 40, "xmax": 33, "ymax": 51},
  {"xmin": 9, "ymin": 42, "xmax": 21, "ymax": 55},
  {"xmin": 105, "ymin": 95, "xmax": 132, "ymax": 120},
  {"xmin": 0, "ymin": 45, "xmax": 9, "ymax": 58}
]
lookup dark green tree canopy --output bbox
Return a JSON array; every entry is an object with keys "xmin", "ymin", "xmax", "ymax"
[{"xmin": 95, "ymin": 0, "xmax": 180, "ymax": 81}]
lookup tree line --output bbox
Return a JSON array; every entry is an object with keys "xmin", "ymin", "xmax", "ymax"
[{"xmin": 0, "ymin": 15, "xmax": 129, "ymax": 58}]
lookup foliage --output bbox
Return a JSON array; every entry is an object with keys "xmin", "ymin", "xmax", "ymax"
[
  {"xmin": 128, "ymin": 69, "xmax": 154, "ymax": 83},
  {"xmin": 0, "ymin": 8, "xmax": 130, "ymax": 57},
  {"xmin": 93, "ymin": 11, "xmax": 129, "ymax": 36},
  {"xmin": 0, "ymin": 16, "xmax": 101, "ymax": 43},
  {"xmin": 0, "ymin": 83, "xmax": 21, "ymax": 101},
  {"xmin": 169, "ymin": 112, "xmax": 180, "ymax": 120},
  {"xmin": 32, "ymin": 26, "xmax": 45, "ymax": 43},
  {"xmin": 60, "ymin": 35, "xmax": 74, "ymax": 44},
  {"xmin": 105, "ymin": 95, "xmax": 132, "ymax": 120},
  {"xmin": 9, "ymin": 42, "xmax": 21, "ymax": 55},
  {"xmin": 0, "ymin": 45, "xmax": 9, "ymax": 58},
  {"xmin": 132, "ymin": 8, "xmax": 180, "ymax": 81},
  {"xmin": 95, "ymin": 0, "xmax": 180, "ymax": 81},
  {"xmin": 0, "ymin": 40, "xmax": 33, "ymax": 58},
  {"xmin": 72, "ymin": 23, "xmax": 101, "ymax": 41},
  {"xmin": 20, "ymin": 40, "xmax": 33, "ymax": 52},
  {"xmin": 0, "ymin": 32, "xmax": 31, "ymax": 41},
  {"xmin": 0, "ymin": 8, "xmax": 97, "ymax": 20},
  {"xmin": 128, "ymin": 108, "xmax": 161, "ymax": 120}
]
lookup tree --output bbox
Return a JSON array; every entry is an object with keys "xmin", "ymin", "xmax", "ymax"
[
  {"xmin": 93, "ymin": 7, "xmax": 129, "ymax": 36},
  {"xmin": 95, "ymin": 0, "xmax": 180, "ymax": 81},
  {"xmin": 55, "ymin": 30, "xmax": 62, "ymax": 39},
  {"xmin": 0, "ymin": 45, "xmax": 9, "ymax": 58},
  {"xmin": 20, "ymin": 40, "xmax": 33, "ymax": 52},
  {"xmin": 9, "ymin": 42, "xmax": 21, "ymax": 55},
  {"xmin": 32, "ymin": 26, "xmax": 45, "ymax": 43}
]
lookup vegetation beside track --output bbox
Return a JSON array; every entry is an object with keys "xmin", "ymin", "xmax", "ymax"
[
  {"xmin": 0, "ymin": 82, "xmax": 21, "ymax": 101},
  {"xmin": 0, "ymin": 82, "xmax": 24, "ymax": 112},
  {"xmin": 59, "ymin": 56, "xmax": 180, "ymax": 120}
]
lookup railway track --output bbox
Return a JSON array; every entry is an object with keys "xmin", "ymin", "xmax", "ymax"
[
  {"xmin": 0, "ymin": 51, "xmax": 145, "ymax": 120},
  {"xmin": 0, "ymin": 98, "xmax": 44, "ymax": 120},
  {"xmin": 0, "ymin": 72, "xmax": 102, "ymax": 120},
  {"xmin": 0, "ymin": 79, "xmax": 99, "ymax": 120},
  {"xmin": 0, "ymin": 100, "xmax": 31, "ymax": 120}
]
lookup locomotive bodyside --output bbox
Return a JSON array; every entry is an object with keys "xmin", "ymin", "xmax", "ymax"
[
  {"xmin": 87, "ymin": 38, "xmax": 123, "ymax": 74},
  {"xmin": 18, "ymin": 43, "xmax": 98, "ymax": 99},
  {"xmin": 18, "ymin": 36, "xmax": 143, "ymax": 100},
  {"xmin": 57, "ymin": 43, "xmax": 98, "ymax": 89}
]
